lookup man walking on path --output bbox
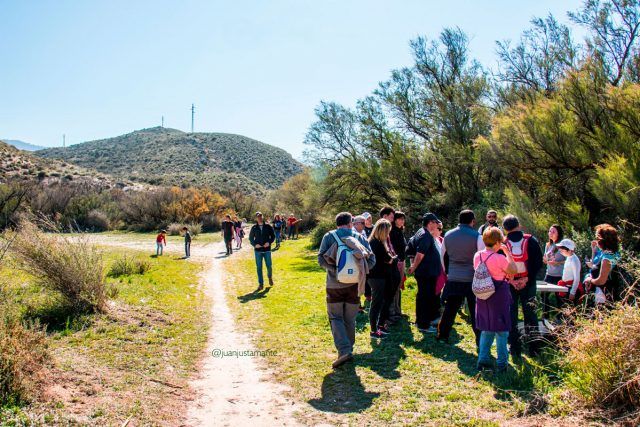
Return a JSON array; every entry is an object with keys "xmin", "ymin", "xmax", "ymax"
[
  {"xmin": 249, "ymin": 212, "xmax": 276, "ymax": 291},
  {"xmin": 317, "ymin": 212, "xmax": 376, "ymax": 368},
  {"xmin": 221, "ymin": 214, "xmax": 235, "ymax": 256},
  {"xmin": 183, "ymin": 226, "xmax": 191, "ymax": 259},
  {"xmin": 502, "ymin": 214, "xmax": 544, "ymax": 357},
  {"xmin": 436, "ymin": 210, "xmax": 485, "ymax": 345},
  {"xmin": 407, "ymin": 213, "xmax": 442, "ymax": 333}
]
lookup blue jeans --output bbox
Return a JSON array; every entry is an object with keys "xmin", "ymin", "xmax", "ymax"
[
  {"xmin": 275, "ymin": 230, "xmax": 281, "ymax": 245},
  {"xmin": 478, "ymin": 330, "xmax": 509, "ymax": 368},
  {"xmin": 156, "ymin": 242, "xmax": 163, "ymax": 256},
  {"xmin": 254, "ymin": 250, "xmax": 272, "ymax": 285}
]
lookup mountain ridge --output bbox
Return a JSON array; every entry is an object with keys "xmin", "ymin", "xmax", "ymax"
[{"xmin": 36, "ymin": 127, "xmax": 304, "ymax": 194}]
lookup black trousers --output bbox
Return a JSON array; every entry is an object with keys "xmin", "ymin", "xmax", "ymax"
[
  {"xmin": 509, "ymin": 283, "xmax": 540, "ymax": 354},
  {"xmin": 437, "ymin": 282, "xmax": 480, "ymax": 345},
  {"xmin": 224, "ymin": 237, "xmax": 233, "ymax": 254},
  {"xmin": 415, "ymin": 275, "xmax": 439, "ymax": 329}
]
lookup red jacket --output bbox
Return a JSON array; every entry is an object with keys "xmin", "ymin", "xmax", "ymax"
[{"xmin": 156, "ymin": 233, "xmax": 166, "ymax": 244}]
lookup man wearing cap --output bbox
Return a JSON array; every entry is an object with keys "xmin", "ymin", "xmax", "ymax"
[
  {"xmin": 436, "ymin": 209, "xmax": 485, "ymax": 345},
  {"xmin": 555, "ymin": 239, "xmax": 582, "ymax": 304},
  {"xmin": 407, "ymin": 213, "xmax": 443, "ymax": 332},
  {"xmin": 248, "ymin": 212, "xmax": 276, "ymax": 291},
  {"xmin": 362, "ymin": 212, "xmax": 374, "ymax": 238}
]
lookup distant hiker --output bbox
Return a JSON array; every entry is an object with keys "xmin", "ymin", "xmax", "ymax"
[
  {"xmin": 368, "ymin": 218, "xmax": 397, "ymax": 339},
  {"xmin": 407, "ymin": 213, "xmax": 442, "ymax": 333},
  {"xmin": 474, "ymin": 226, "xmax": 517, "ymax": 372},
  {"xmin": 583, "ymin": 224, "xmax": 620, "ymax": 305},
  {"xmin": 273, "ymin": 214, "xmax": 284, "ymax": 249},
  {"xmin": 287, "ymin": 214, "xmax": 297, "ymax": 240},
  {"xmin": 555, "ymin": 239, "xmax": 582, "ymax": 305},
  {"xmin": 478, "ymin": 210, "xmax": 499, "ymax": 235},
  {"xmin": 389, "ymin": 210, "xmax": 407, "ymax": 322},
  {"xmin": 317, "ymin": 212, "xmax": 375, "ymax": 368},
  {"xmin": 221, "ymin": 214, "xmax": 235, "ymax": 256},
  {"xmin": 436, "ymin": 210, "xmax": 485, "ymax": 345},
  {"xmin": 156, "ymin": 229, "xmax": 167, "ymax": 256},
  {"xmin": 249, "ymin": 212, "xmax": 276, "ymax": 291},
  {"xmin": 503, "ymin": 214, "xmax": 543, "ymax": 357},
  {"xmin": 182, "ymin": 226, "xmax": 191, "ymax": 258},
  {"xmin": 233, "ymin": 215, "xmax": 243, "ymax": 250},
  {"xmin": 362, "ymin": 212, "xmax": 374, "ymax": 238}
]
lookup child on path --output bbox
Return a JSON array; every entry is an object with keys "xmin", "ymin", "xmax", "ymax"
[
  {"xmin": 183, "ymin": 226, "xmax": 192, "ymax": 259},
  {"xmin": 156, "ymin": 230, "xmax": 167, "ymax": 256}
]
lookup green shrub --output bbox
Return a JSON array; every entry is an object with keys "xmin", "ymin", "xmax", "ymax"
[
  {"xmin": 310, "ymin": 218, "xmax": 335, "ymax": 249},
  {"xmin": 167, "ymin": 222, "xmax": 201, "ymax": 237},
  {"xmin": 108, "ymin": 255, "xmax": 151, "ymax": 277},
  {"xmin": 559, "ymin": 305, "xmax": 640, "ymax": 415},
  {"xmin": 8, "ymin": 221, "xmax": 109, "ymax": 314}
]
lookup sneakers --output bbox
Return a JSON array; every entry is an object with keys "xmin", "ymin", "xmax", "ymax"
[
  {"xmin": 418, "ymin": 326, "xmax": 437, "ymax": 334},
  {"xmin": 268, "ymin": 277, "xmax": 274, "ymax": 287},
  {"xmin": 332, "ymin": 353, "xmax": 353, "ymax": 369},
  {"xmin": 377, "ymin": 326, "xmax": 390, "ymax": 335},
  {"xmin": 370, "ymin": 330, "xmax": 387, "ymax": 339}
]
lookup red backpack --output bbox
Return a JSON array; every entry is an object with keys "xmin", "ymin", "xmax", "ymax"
[{"xmin": 505, "ymin": 234, "xmax": 531, "ymax": 288}]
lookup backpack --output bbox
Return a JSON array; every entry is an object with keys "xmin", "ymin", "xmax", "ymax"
[
  {"xmin": 472, "ymin": 252, "xmax": 496, "ymax": 300},
  {"xmin": 330, "ymin": 231, "xmax": 360, "ymax": 284},
  {"xmin": 505, "ymin": 234, "xmax": 531, "ymax": 281}
]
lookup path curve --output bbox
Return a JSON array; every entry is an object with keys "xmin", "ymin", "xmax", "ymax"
[{"xmin": 185, "ymin": 242, "xmax": 301, "ymax": 426}]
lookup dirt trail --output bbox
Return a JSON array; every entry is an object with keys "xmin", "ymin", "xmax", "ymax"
[
  {"xmin": 90, "ymin": 235, "xmax": 301, "ymax": 426},
  {"xmin": 185, "ymin": 243, "xmax": 300, "ymax": 426}
]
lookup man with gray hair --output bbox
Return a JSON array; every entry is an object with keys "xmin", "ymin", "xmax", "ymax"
[
  {"xmin": 318, "ymin": 212, "xmax": 376, "ymax": 368},
  {"xmin": 352, "ymin": 215, "xmax": 367, "ymax": 239}
]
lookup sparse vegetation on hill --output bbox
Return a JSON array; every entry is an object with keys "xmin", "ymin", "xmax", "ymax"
[{"xmin": 37, "ymin": 127, "xmax": 303, "ymax": 193}]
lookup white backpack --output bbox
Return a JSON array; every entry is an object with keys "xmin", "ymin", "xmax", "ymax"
[
  {"xmin": 331, "ymin": 231, "xmax": 360, "ymax": 284},
  {"xmin": 472, "ymin": 253, "xmax": 496, "ymax": 300}
]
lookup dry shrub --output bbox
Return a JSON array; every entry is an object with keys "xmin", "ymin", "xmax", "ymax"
[
  {"xmin": 0, "ymin": 311, "xmax": 49, "ymax": 404},
  {"xmin": 108, "ymin": 255, "xmax": 151, "ymax": 277},
  {"xmin": 167, "ymin": 222, "xmax": 201, "ymax": 236},
  {"xmin": 8, "ymin": 221, "xmax": 109, "ymax": 314},
  {"xmin": 560, "ymin": 305, "xmax": 640, "ymax": 414}
]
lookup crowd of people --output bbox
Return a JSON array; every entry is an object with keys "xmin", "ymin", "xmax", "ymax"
[{"xmin": 316, "ymin": 208, "xmax": 622, "ymax": 370}]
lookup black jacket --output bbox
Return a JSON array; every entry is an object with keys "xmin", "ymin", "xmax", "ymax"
[
  {"xmin": 249, "ymin": 223, "xmax": 275, "ymax": 252},
  {"xmin": 390, "ymin": 226, "xmax": 407, "ymax": 262}
]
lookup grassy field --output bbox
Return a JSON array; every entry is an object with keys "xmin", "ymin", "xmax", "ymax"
[
  {"xmin": 0, "ymin": 233, "xmax": 213, "ymax": 425},
  {"xmin": 223, "ymin": 236, "xmax": 583, "ymax": 426}
]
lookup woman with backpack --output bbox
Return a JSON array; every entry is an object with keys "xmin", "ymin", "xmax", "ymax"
[
  {"xmin": 473, "ymin": 226, "xmax": 517, "ymax": 372},
  {"xmin": 368, "ymin": 218, "xmax": 397, "ymax": 339}
]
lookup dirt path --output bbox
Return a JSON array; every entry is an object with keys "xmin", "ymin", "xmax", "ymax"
[
  {"xmin": 88, "ymin": 235, "xmax": 301, "ymax": 426},
  {"xmin": 185, "ymin": 243, "xmax": 300, "ymax": 426}
]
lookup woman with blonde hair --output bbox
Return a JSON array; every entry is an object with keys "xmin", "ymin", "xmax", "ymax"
[{"xmin": 367, "ymin": 218, "xmax": 397, "ymax": 339}]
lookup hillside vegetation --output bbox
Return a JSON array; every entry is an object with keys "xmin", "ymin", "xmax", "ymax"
[{"xmin": 37, "ymin": 127, "xmax": 303, "ymax": 194}]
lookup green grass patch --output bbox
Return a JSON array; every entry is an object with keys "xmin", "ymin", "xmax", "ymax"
[
  {"xmin": 0, "ymin": 234, "xmax": 211, "ymax": 425},
  {"xmin": 224, "ymin": 236, "xmax": 567, "ymax": 425}
]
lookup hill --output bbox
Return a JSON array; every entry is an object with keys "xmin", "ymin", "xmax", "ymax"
[
  {"xmin": 2, "ymin": 139, "xmax": 45, "ymax": 151},
  {"xmin": 0, "ymin": 140, "xmax": 133, "ymax": 189},
  {"xmin": 36, "ymin": 127, "xmax": 304, "ymax": 193}
]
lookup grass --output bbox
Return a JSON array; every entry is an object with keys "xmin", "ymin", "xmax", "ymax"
[
  {"xmin": 0, "ymin": 232, "xmax": 211, "ymax": 425},
  {"xmin": 223, "ymin": 236, "xmax": 575, "ymax": 426}
]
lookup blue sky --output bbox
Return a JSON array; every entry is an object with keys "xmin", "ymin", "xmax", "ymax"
[{"xmin": 1, "ymin": 0, "xmax": 584, "ymax": 158}]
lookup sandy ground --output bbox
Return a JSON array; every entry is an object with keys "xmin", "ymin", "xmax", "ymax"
[
  {"xmin": 185, "ymin": 242, "xmax": 301, "ymax": 426},
  {"xmin": 88, "ymin": 234, "xmax": 302, "ymax": 426}
]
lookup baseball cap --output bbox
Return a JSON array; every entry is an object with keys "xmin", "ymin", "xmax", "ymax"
[
  {"xmin": 361, "ymin": 212, "xmax": 372, "ymax": 220},
  {"xmin": 422, "ymin": 212, "xmax": 439, "ymax": 223},
  {"xmin": 255, "ymin": 211, "xmax": 263, "ymax": 217},
  {"xmin": 556, "ymin": 238, "xmax": 576, "ymax": 251}
]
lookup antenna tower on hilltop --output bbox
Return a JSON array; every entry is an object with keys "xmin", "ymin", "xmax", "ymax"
[{"xmin": 191, "ymin": 103, "xmax": 195, "ymax": 133}]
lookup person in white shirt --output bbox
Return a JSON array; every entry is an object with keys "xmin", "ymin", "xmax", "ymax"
[{"xmin": 556, "ymin": 239, "xmax": 582, "ymax": 304}]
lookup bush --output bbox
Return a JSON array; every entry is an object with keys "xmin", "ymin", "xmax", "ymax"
[
  {"xmin": 0, "ymin": 311, "xmax": 49, "ymax": 404},
  {"xmin": 84, "ymin": 209, "xmax": 110, "ymax": 231},
  {"xmin": 559, "ymin": 305, "xmax": 640, "ymax": 415},
  {"xmin": 8, "ymin": 221, "xmax": 109, "ymax": 314},
  {"xmin": 108, "ymin": 255, "xmax": 151, "ymax": 277},
  {"xmin": 187, "ymin": 222, "xmax": 202, "ymax": 237},
  {"xmin": 167, "ymin": 222, "xmax": 201, "ymax": 237},
  {"xmin": 310, "ymin": 218, "xmax": 335, "ymax": 249}
]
